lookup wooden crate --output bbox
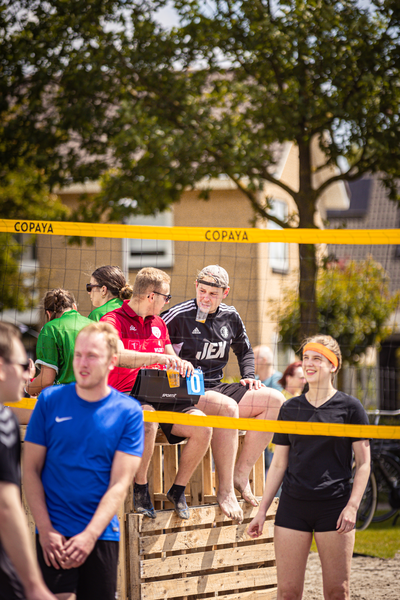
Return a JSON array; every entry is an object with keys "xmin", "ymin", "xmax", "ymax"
[
  {"xmin": 148, "ymin": 430, "xmax": 266, "ymax": 510},
  {"xmin": 125, "ymin": 498, "xmax": 278, "ymax": 600}
]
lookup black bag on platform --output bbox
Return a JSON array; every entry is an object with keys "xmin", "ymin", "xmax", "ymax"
[{"xmin": 129, "ymin": 368, "xmax": 199, "ymax": 407}]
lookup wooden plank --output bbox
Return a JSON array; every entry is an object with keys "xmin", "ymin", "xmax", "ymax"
[
  {"xmin": 140, "ymin": 542, "xmax": 275, "ymax": 579},
  {"xmin": 254, "ymin": 452, "xmax": 265, "ymax": 497},
  {"xmin": 189, "ymin": 460, "xmax": 204, "ymax": 506},
  {"xmin": 140, "ymin": 565, "xmax": 277, "ymax": 600},
  {"xmin": 152, "ymin": 445, "xmax": 163, "ymax": 494},
  {"xmin": 203, "ymin": 447, "xmax": 213, "ymax": 497},
  {"xmin": 140, "ymin": 521, "xmax": 274, "ymax": 555},
  {"xmin": 212, "ymin": 589, "xmax": 277, "ymax": 600},
  {"xmin": 116, "ymin": 504, "xmax": 126, "ymax": 600},
  {"xmin": 127, "ymin": 513, "xmax": 142, "ymax": 600},
  {"xmin": 138, "ymin": 497, "xmax": 278, "ymax": 533}
]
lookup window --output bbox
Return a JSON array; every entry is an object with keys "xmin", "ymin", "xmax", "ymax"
[
  {"xmin": 269, "ymin": 200, "xmax": 289, "ymax": 274},
  {"xmin": 126, "ymin": 211, "xmax": 174, "ymax": 269}
]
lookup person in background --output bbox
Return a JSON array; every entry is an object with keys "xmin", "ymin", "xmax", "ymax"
[
  {"xmin": 248, "ymin": 334, "xmax": 371, "ymax": 600},
  {"xmin": 25, "ymin": 289, "xmax": 91, "ymax": 399},
  {"xmin": 278, "ymin": 361, "xmax": 306, "ymax": 400},
  {"xmin": 87, "ymin": 265, "xmax": 133, "ymax": 321},
  {"xmin": 253, "ymin": 345, "xmax": 283, "ymax": 391},
  {"xmin": 23, "ymin": 322, "xmax": 144, "ymax": 600},
  {"xmin": 0, "ymin": 321, "xmax": 56, "ymax": 600}
]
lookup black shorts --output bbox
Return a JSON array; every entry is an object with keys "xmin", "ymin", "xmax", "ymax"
[
  {"xmin": 275, "ymin": 489, "xmax": 351, "ymax": 533},
  {"xmin": 139, "ymin": 399, "xmax": 196, "ymax": 444},
  {"xmin": 36, "ymin": 536, "xmax": 119, "ymax": 600},
  {"xmin": 206, "ymin": 382, "xmax": 249, "ymax": 403}
]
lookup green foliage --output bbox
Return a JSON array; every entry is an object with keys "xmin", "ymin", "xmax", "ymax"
[
  {"xmin": 2, "ymin": 1, "xmax": 400, "ymax": 332},
  {"xmin": 277, "ymin": 259, "xmax": 400, "ymax": 363},
  {"xmin": 0, "ymin": 164, "xmax": 68, "ymax": 311}
]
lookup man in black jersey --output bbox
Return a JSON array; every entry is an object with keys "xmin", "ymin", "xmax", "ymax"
[
  {"xmin": 162, "ymin": 265, "xmax": 284, "ymax": 513},
  {"xmin": 0, "ymin": 322, "xmax": 55, "ymax": 600}
]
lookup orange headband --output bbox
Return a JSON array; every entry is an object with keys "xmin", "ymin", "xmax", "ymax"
[{"xmin": 303, "ymin": 343, "xmax": 339, "ymax": 368}]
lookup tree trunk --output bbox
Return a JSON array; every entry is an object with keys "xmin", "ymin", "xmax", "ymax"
[
  {"xmin": 298, "ymin": 242, "xmax": 319, "ymax": 340},
  {"xmin": 296, "ymin": 138, "xmax": 319, "ymax": 341}
]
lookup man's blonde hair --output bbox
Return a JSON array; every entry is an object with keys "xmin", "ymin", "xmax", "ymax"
[
  {"xmin": 132, "ymin": 267, "xmax": 170, "ymax": 298},
  {"xmin": 76, "ymin": 322, "xmax": 119, "ymax": 358}
]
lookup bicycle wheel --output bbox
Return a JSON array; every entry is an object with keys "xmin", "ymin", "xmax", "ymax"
[
  {"xmin": 356, "ymin": 470, "xmax": 377, "ymax": 531},
  {"xmin": 372, "ymin": 452, "xmax": 400, "ymax": 523}
]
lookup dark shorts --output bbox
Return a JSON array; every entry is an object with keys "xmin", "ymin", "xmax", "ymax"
[
  {"xmin": 206, "ymin": 382, "xmax": 249, "ymax": 403},
  {"xmin": 36, "ymin": 536, "xmax": 119, "ymax": 600},
  {"xmin": 275, "ymin": 489, "xmax": 351, "ymax": 533}
]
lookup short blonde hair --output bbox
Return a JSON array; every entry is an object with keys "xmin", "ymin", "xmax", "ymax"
[
  {"xmin": 301, "ymin": 334, "xmax": 342, "ymax": 375},
  {"xmin": 132, "ymin": 267, "xmax": 170, "ymax": 298},
  {"xmin": 76, "ymin": 322, "xmax": 119, "ymax": 358}
]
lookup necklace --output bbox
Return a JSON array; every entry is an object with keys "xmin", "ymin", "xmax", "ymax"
[{"xmin": 306, "ymin": 390, "xmax": 336, "ymax": 407}]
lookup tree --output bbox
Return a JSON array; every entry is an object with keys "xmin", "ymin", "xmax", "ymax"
[
  {"xmin": 0, "ymin": 164, "xmax": 68, "ymax": 311},
  {"xmin": 276, "ymin": 258, "xmax": 400, "ymax": 363},
  {"xmin": 2, "ymin": 1, "xmax": 400, "ymax": 336}
]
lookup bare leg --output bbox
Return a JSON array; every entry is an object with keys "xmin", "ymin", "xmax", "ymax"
[
  {"xmin": 235, "ymin": 387, "xmax": 284, "ymax": 505},
  {"xmin": 171, "ymin": 409, "xmax": 213, "ymax": 485},
  {"xmin": 197, "ymin": 391, "xmax": 243, "ymax": 522},
  {"xmin": 56, "ymin": 594, "xmax": 76, "ymax": 600},
  {"xmin": 315, "ymin": 530, "xmax": 355, "ymax": 599},
  {"xmin": 135, "ymin": 405, "xmax": 158, "ymax": 485},
  {"xmin": 274, "ymin": 525, "xmax": 313, "ymax": 600}
]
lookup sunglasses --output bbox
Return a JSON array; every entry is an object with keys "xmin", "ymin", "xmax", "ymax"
[
  {"xmin": 4, "ymin": 359, "xmax": 31, "ymax": 372},
  {"xmin": 153, "ymin": 291, "xmax": 172, "ymax": 302},
  {"xmin": 86, "ymin": 283, "xmax": 101, "ymax": 292}
]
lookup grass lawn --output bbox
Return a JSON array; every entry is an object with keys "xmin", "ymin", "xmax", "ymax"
[{"xmin": 310, "ymin": 515, "xmax": 400, "ymax": 559}]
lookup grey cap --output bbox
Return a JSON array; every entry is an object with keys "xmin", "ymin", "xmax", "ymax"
[{"xmin": 197, "ymin": 265, "xmax": 229, "ymax": 288}]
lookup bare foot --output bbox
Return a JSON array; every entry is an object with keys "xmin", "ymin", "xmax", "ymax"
[
  {"xmin": 234, "ymin": 478, "xmax": 259, "ymax": 507},
  {"xmin": 217, "ymin": 490, "xmax": 244, "ymax": 523}
]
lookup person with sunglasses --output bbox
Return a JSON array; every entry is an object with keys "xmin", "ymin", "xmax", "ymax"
[
  {"xmin": 100, "ymin": 267, "xmax": 214, "ymax": 520},
  {"xmin": 87, "ymin": 265, "xmax": 133, "ymax": 322},
  {"xmin": 0, "ymin": 321, "xmax": 56, "ymax": 600},
  {"xmin": 25, "ymin": 289, "xmax": 92, "ymax": 400}
]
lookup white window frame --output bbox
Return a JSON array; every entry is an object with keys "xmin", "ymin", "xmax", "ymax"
[
  {"xmin": 269, "ymin": 199, "xmax": 289, "ymax": 274},
  {"xmin": 125, "ymin": 211, "xmax": 174, "ymax": 269}
]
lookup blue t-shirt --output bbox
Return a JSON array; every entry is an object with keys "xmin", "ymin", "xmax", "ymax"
[
  {"xmin": 255, "ymin": 371, "xmax": 283, "ymax": 391},
  {"xmin": 25, "ymin": 384, "xmax": 144, "ymax": 541}
]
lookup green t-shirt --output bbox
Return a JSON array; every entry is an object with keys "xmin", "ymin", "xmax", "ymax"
[
  {"xmin": 35, "ymin": 310, "xmax": 92, "ymax": 384},
  {"xmin": 88, "ymin": 298, "xmax": 123, "ymax": 322}
]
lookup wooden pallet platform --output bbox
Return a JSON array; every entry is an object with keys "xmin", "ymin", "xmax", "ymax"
[{"xmin": 124, "ymin": 498, "xmax": 278, "ymax": 600}]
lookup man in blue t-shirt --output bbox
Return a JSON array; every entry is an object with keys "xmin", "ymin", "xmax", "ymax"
[{"xmin": 24, "ymin": 322, "xmax": 144, "ymax": 600}]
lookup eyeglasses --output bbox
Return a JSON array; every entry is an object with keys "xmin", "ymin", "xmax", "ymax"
[
  {"xmin": 86, "ymin": 283, "xmax": 101, "ymax": 293},
  {"xmin": 4, "ymin": 359, "xmax": 31, "ymax": 372},
  {"xmin": 153, "ymin": 291, "xmax": 172, "ymax": 303}
]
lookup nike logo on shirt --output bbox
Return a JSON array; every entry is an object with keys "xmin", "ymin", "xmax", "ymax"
[{"xmin": 55, "ymin": 416, "xmax": 73, "ymax": 423}]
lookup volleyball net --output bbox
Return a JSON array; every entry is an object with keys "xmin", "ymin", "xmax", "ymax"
[{"xmin": 1, "ymin": 217, "xmax": 399, "ymax": 438}]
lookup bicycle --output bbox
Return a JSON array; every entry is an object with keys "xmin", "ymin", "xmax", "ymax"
[{"xmin": 355, "ymin": 410, "xmax": 400, "ymax": 531}]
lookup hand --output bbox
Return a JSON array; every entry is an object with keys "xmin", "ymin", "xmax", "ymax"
[
  {"xmin": 247, "ymin": 512, "xmax": 266, "ymax": 538},
  {"xmin": 38, "ymin": 528, "xmax": 67, "ymax": 569},
  {"xmin": 59, "ymin": 530, "xmax": 97, "ymax": 569},
  {"xmin": 336, "ymin": 504, "xmax": 357, "ymax": 534},
  {"xmin": 240, "ymin": 378, "xmax": 264, "ymax": 390},
  {"xmin": 176, "ymin": 358, "xmax": 194, "ymax": 377},
  {"xmin": 27, "ymin": 358, "xmax": 36, "ymax": 380}
]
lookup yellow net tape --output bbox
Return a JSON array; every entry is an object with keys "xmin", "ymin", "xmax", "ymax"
[
  {"xmin": 1, "ymin": 219, "xmax": 400, "ymax": 244},
  {"xmin": 6, "ymin": 400, "xmax": 400, "ymax": 439}
]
